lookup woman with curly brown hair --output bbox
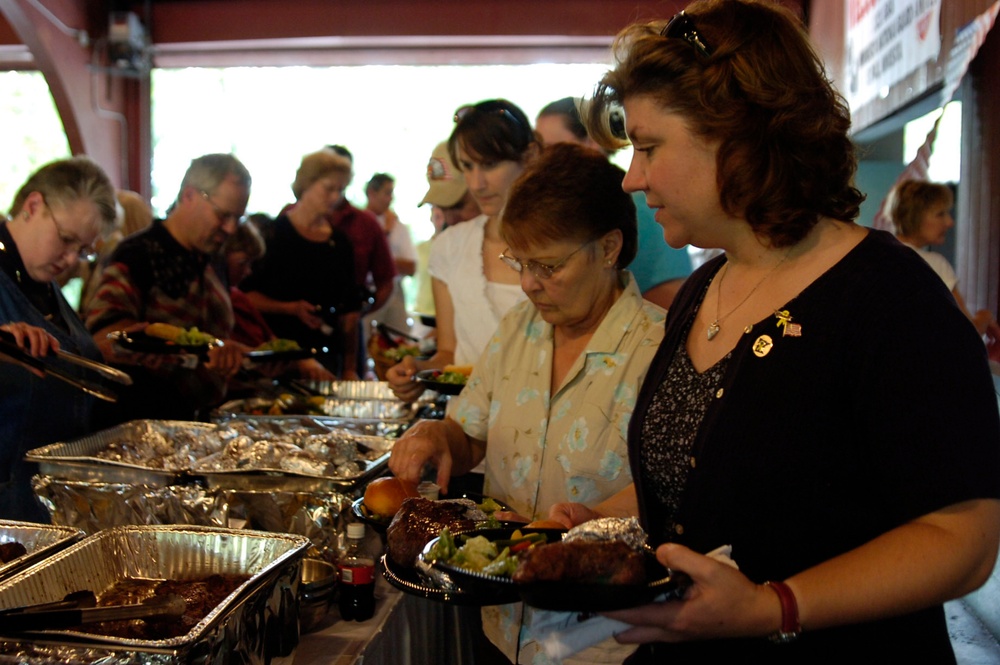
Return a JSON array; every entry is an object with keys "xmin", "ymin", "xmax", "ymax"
[{"xmin": 549, "ymin": 0, "xmax": 1000, "ymax": 661}]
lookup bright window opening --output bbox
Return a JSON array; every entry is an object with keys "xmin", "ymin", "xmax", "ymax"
[
  {"xmin": 151, "ymin": 63, "xmax": 620, "ymax": 245},
  {"xmin": 903, "ymin": 100, "xmax": 962, "ymax": 183}
]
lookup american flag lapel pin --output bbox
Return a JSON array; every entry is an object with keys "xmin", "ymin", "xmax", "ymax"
[{"xmin": 775, "ymin": 309, "xmax": 802, "ymax": 337}]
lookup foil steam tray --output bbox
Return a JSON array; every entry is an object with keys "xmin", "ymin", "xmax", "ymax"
[
  {"xmin": 32, "ymin": 478, "xmax": 350, "ymax": 563},
  {"xmin": 297, "ymin": 380, "xmax": 402, "ymax": 400},
  {"xmin": 213, "ymin": 396, "xmax": 414, "ymax": 422},
  {"xmin": 191, "ymin": 417, "xmax": 395, "ymax": 491},
  {"xmin": 25, "ymin": 421, "xmax": 212, "ymax": 487},
  {"xmin": 0, "ymin": 521, "xmax": 83, "ymax": 582},
  {"xmin": 0, "ymin": 525, "xmax": 309, "ymax": 662},
  {"xmin": 26, "ymin": 418, "xmax": 395, "ymax": 489},
  {"xmin": 211, "ymin": 415, "xmax": 409, "ymax": 441}
]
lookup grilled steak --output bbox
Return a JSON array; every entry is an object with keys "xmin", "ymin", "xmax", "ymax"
[
  {"xmin": 386, "ymin": 497, "xmax": 475, "ymax": 567},
  {"xmin": 512, "ymin": 540, "xmax": 646, "ymax": 585},
  {"xmin": 0, "ymin": 541, "xmax": 27, "ymax": 563}
]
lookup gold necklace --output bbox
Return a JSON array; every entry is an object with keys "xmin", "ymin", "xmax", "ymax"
[{"xmin": 707, "ymin": 252, "xmax": 791, "ymax": 341}]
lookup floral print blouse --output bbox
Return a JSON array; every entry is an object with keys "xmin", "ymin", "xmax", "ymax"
[
  {"xmin": 449, "ymin": 272, "xmax": 665, "ymax": 519},
  {"xmin": 448, "ymin": 272, "xmax": 664, "ymax": 664}
]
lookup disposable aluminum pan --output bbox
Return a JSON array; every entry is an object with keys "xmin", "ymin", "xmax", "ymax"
[
  {"xmin": 191, "ymin": 417, "xmax": 395, "ymax": 491},
  {"xmin": 297, "ymin": 380, "xmax": 401, "ymax": 400},
  {"xmin": 0, "ymin": 520, "xmax": 83, "ymax": 582},
  {"xmin": 211, "ymin": 414, "xmax": 409, "ymax": 440},
  {"xmin": 25, "ymin": 421, "xmax": 212, "ymax": 486},
  {"xmin": 0, "ymin": 525, "xmax": 309, "ymax": 664},
  {"xmin": 213, "ymin": 396, "xmax": 414, "ymax": 422},
  {"xmin": 27, "ymin": 419, "xmax": 395, "ymax": 490}
]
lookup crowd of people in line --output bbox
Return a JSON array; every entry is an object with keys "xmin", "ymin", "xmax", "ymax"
[{"xmin": 2, "ymin": 1, "xmax": 1000, "ymax": 663}]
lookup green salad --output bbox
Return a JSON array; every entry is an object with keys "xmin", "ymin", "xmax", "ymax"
[
  {"xmin": 425, "ymin": 528, "xmax": 547, "ymax": 577},
  {"xmin": 436, "ymin": 371, "xmax": 469, "ymax": 385},
  {"xmin": 383, "ymin": 345, "xmax": 421, "ymax": 362},
  {"xmin": 174, "ymin": 327, "xmax": 217, "ymax": 346},
  {"xmin": 256, "ymin": 338, "xmax": 302, "ymax": 352}
]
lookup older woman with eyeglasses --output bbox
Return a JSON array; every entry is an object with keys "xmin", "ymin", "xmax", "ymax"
[
  {"xmin": 389, "ymin": 143, "xmax": 665, "ymax": 664},
  {"xmin": 386, "ymin": 99, "xmax": 537, "ymax": 403},
  {"xmin": 543, "ymin": 1, "xmax": 1000, "ymax": 662},
  {"xmin": 1, "ymin": 156, "xmax": 117, "ymax": 522}
]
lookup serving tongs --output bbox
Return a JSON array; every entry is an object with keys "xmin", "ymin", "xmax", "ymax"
[
  {"xmin": 0, "ymin": 590, "xmax": 97, "ymax": 616},
  {"xmin": 0, "ymin": 331, "xmax": 129, "ymax": 402},
  {"xmin": 0, "ymin": 593, "xmax": 186, "ymax": 633}
]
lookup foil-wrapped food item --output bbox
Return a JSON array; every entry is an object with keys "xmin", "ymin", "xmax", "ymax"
[
  {"xmin": 562, "ymin": 516, "xmax": 649, "ymax": 552},
  {"xmin": 86, "ymin": 420, "xmax": 387, "ymax": 480}
]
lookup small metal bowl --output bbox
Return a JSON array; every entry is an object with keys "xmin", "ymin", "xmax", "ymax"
[{"xmin": 299, "ymin": 558, "xmax": 337, "ymax": 633}]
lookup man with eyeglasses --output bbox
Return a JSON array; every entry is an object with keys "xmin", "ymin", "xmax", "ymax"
[{"xmin": 85, "ymin": 153, "xmax": 252, "ymax": 420}]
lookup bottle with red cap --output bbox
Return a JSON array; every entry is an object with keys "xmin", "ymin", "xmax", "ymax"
[{"xmin": 337, "ymin": 523, "xmax": 376, "ymax": 621}]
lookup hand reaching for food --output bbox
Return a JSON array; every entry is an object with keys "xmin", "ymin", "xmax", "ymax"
[
  {"xmin": 286, "ymin": 300, "xmax": 323, "ymax": 330},
  {"xmin": 387, "ymin": 355, "xmax": 426, "ymax": 402},
  {"xmin": 205, "ymin": 340, "xmax": 247, "ymax": 377}
]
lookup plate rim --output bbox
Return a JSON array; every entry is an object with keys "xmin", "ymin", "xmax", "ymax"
[
  {"xmin": 379, "ymin": 554, "xmax": 514, "ymax": 606},
  {"xmin": 108, "ymin": 329, "xmax": 221, "ymax": 355},
  {"xmin": 413, "ymin": 369, "xmax": 466, "ymax": 395}
]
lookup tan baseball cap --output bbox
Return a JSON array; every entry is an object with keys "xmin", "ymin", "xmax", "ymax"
[{"xmin": 419, "ymin": 141, "xmax": 467, "ymax": 207}]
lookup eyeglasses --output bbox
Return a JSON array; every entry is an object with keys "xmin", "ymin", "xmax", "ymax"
[
  {"xmin": 43, "ymin": 199, "xmax": 97, "ymax": 262},
  {"xmin": 200, "ymin": 191, "xmax": 247, "ymax": 227},
  {"xmin": 454, "ymin": 100, "xmax": 529, "ymax": 134},
  {"xmin": 499, "ymin": 242, "xmax": 592, "ymax": 280},
  {"xmin": 660, "ymin": 11, "xmax": 713, "ymax": 58}
]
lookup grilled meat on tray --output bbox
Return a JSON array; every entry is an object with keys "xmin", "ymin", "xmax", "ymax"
[{"xmin": 386, "ymin": 497, "xmax": 475, "ymax": 567}]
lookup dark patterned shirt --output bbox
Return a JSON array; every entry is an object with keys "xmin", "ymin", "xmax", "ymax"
[
  {"xmin": 84, "ymin": 220, "xmax": 233, "ymax": 338},
  {"xmin": 639, "ymin": 300, "xmax": 731, "ymax": 543}
]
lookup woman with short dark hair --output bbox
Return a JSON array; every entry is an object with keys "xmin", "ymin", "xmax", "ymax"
[{"xmin": 386, "ymin": 99, "xmax": 539, "ymax": 402}]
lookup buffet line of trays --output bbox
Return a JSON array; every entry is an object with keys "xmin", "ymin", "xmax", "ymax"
[
  {"xmin": 29, "ymin": 381, "xmax": 417, "ymax": 492},
  {"xmin": 0, "ymin": 522, "xmax": 310, "ymax": 664},
  {"xmin": 27, "ymin": 382, "xmax": 425, "ymax": 561}
]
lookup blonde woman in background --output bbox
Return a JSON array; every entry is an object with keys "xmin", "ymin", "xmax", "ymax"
[{"xmin": 889, "ymin": 179, "xmax": 1000, "ymax": 340}]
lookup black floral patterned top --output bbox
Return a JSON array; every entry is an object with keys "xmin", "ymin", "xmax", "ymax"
[{"xmin": 639, "ymin": 299, "xmax": 731, "ymax": 543}]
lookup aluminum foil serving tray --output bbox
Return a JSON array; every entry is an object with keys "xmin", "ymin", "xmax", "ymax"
[
  {"xmin": 214, "ymin": 380, "xmax": 420, "ymax": 422},
  {"xmin": 0, "ymin": 525, "xmax": 309, "ymax": 663},
  {"xmin": 26, "ymin": 418, "xmax": 395, "ymax": 491},
  {"xmin": 299, "ymin": 380, "xmax": 404, "ymax": 400},
  {"xmin": 0, "ymin": 520, "xmax": 83, "ymax": 583}
]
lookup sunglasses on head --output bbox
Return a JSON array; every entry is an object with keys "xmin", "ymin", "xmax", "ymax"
[
  {"xmin": 660, "ymin": 11, "xmax": 713, "ymax": 58},
  {"xmin": 454, "ymin": 100, "xmax": 528, "ymax": 133}
]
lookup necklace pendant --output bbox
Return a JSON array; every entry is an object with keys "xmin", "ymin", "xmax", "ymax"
[{"xmin": 707, "ymin": 321, "xmax": 721, "ymax": 341}]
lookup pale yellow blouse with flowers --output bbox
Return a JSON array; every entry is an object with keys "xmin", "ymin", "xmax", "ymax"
[
  {"xmin": 447, "ymin": 273, "xmax": 665, "ymax": 663},
  {"xmin": 450, "ymin": 272, "xmax": 664, "ymax": 518}
]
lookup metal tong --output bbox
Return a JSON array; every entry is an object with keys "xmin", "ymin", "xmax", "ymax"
[
  {"xmin": 0, "ymin": 593, "xmax": 186, "ymax": 632},
  {"xmin": 0, "ymin": 330, "xmax": 131, "ymax": 402}
]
